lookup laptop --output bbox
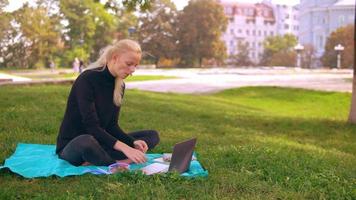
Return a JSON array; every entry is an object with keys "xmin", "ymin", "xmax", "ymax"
[{"xmin": 141, "ymin": 138, "xmax": 197, "ymax": 175}]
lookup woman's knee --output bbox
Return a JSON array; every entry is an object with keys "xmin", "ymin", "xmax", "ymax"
[
  {"xmin": 149, "ymin": 130, "xmax": 160, "ymax": 148},
  {"xmin": 76, "ymin": 134, "xmax": 100, "ymax": 149}
]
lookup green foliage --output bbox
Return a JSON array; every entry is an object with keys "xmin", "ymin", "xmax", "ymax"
[
  {"xmin": 122, "ymin": 0, "xmax": 152, "ymax": 11},
  {"xmin": 229, "ymin": 41, "xmax": 253, "ymax": 66},
  {"xmin": 321, "ymin": 24, "xmax": 354, "ymax": 68},
  {"xmin": 0, "ymin": 86, "xmax": 355, "ymax": 199},
  {"xmin": 261, "ymin": 34, "xmax": 297, "ymax": 66},
  {"xmin": 301, "ymin": 43, "xmax": 317, "ymax": 68},
  {"xmin": 177, "ymin": 0, "xmax": 228, "ymax": 67},
  {"xmin": 137, "ymin": 0, "xmax": 178, "ymax": 65},
  {"xmin": 0, "ymin": 4, "xmax": 62, "ymax": 69},
  {"xmin": 59, "ymin": 0, "xmax": 117, "ymax": 65}
]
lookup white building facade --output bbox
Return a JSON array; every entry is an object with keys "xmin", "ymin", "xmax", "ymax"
[
  {"xmin": 299, "ymin": 0, "xmax": 355, "ymax": 59},
  {"xmin": 218, "ymin": 0, "xmax": 299, "ymax": 64}
]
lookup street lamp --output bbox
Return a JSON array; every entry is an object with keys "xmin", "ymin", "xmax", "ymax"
[
  {"xmin": 294, "ymin": 43, "xmax": 304, "ymax": 68},
  {"xmin": 334, "ymin": 44, "xmax": 344, "ymax": 69}
]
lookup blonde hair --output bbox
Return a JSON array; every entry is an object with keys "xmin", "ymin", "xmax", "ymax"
[{"xmin": 86, "ymin": 39, "xmax": 142, "ymax": 106}]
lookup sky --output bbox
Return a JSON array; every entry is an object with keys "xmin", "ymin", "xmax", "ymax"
[{"xmin": 5, "ymin": 0, "xmax": 300, "ymax": 12}]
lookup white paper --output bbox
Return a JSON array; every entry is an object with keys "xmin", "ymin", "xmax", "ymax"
[
  {"xmin": 152, "ymin": 157, "xmax": 170, "ymax": 164},
  {"xmin": 141, "ymin": 163, "xmax": 169, "ymax": 175}
]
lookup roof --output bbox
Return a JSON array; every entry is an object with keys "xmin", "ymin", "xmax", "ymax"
[{"xmin": 334, "ymin": 0, "xmax": 356, "ymax": 6}]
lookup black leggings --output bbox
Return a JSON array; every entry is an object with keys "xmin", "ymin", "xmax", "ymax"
[{"xmin": 58, "ymin": 130, "xmax": 160, "ymax": 166}]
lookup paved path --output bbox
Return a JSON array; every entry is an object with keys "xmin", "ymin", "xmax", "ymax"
[
  {"xmin": 1, "ymin": 67, "xmax": 353, "ymax": 93},
  {"xmin": 0, "ymin": 73, "xmax": 31, "ymax": 82},
  {"xmin": 127, "ymin": 68, "xmax": 353, "ymax": 93}
]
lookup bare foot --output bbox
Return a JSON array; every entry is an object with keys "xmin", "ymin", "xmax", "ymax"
[{"xmin": 81, "ymin": 161, "xmax": 92, "ymax": 166}]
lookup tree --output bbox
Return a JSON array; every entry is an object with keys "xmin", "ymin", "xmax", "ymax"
[
  {"xmin": 137, "ymin": 0, "xmax": 178, "ymax": 66},
  {"xmin": 229, "ymin": 41, "xmax": 253, "ymax": 66},
  {"xmin": 122, "ymin": 0, "xmax": 152, "ymax": 11},
  {"xmin": 301, "ymin": 44, "xmax": 316, "ymax": 68},
  {"xmin": 260, "ymin": 34, "xmax": 297, "ymax": 66},
  {"xmin": 0, "ymin": 3, "xmax": 62, "ymax": 68},
  {"xmin": 59, "ymin": 0, "xmax": 116, "ymax": 65},
  {"xmin": 177, "ymin": 0, "xmax": 228, "ymax": 67},
  {"xmin": 348, "ymin": 4, "xmax": 356, "ymax": 123},
  {"xmin": 14, "ymin": 4, "xmax": 62, "ymax": 68},
  {"xmin": 321, "ymin": 24, "xmax": 354, "ymax": 68},
  {"xmin": 0, "ymin": 0, "xmax": 8, "ymax": 11}
]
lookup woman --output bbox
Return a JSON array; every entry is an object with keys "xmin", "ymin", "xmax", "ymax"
[{"xmin": 56, "ymin": 39, "xmax": 160, "ymax": 166}]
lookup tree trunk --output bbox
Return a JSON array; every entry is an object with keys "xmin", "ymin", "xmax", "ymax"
[
  {"xmin": 348, "ymin": 77, "xmax": 356, "ymax": 123},
  {"xmin": 347, "ymin": 10, "xmax": 356, "ymax": 123}
]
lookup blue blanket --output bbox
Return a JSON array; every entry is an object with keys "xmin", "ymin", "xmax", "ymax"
[{"xmin": 0, "ymin": 143, "xmax": 208, "ymax": 178}]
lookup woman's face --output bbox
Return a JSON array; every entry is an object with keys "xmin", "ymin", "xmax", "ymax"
[{"xmin": 109, "ymin": 51, "xmax": 141, "ymax": 79}]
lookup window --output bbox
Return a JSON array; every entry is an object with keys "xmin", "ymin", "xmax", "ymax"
[
  {"xmin": 339, "ymin": 15, "xmax": 345, "ymax": 24},
  {"xmin": 264, "ymin": 30, "xmax": 267, "ymax": 36},
  {"xmin": 284, "ymin": 24, "xmax": 289, "ymax": 29},
  {"xmin": 258, "ymin": 30, "xmax": 261, "ymax": 36},
  {"xmin": 230, "ymin": 29, "xmax": 234, "ymax": 34},
  {"xmin": 238, "ymin": 29, "xmax": 242, "ymax": 33},
  {"xmin": 252, "ymin": 30, "xmax": 255, "ymax": 35},
  {"xmin": 319, "ymin": 35, "xmax": 323, "ymax": 48},
  {"xmin": 270, "ymin": 31, "xmax": 274, "ymax": 36},
  {"xmin": 246, "ymin": 30, "xmax": 250, "ymax": 35},
  {"xmin": 230, "ymin": 40, "xmax": 234, "ymax": 47},
  {"xmin": 226, "ymin": 7, "xmax": 233, "ymax": 15},
  {"xmin": 263, "ymin": 10, "xmax": 269, "ymax": 17},
  {"xmin": 286, "ymin": 14, "xmax": 290, "ymax": 19}
]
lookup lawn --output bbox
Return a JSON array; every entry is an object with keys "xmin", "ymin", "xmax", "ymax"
[{"xmin": 0, "ymin": 85, "xmax": 355, "ymax": 199}]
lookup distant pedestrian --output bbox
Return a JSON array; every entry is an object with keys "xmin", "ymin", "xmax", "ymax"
[
  {"xmin": 49, "ymin": 60, "xmax": 55, "ymax": 72},
  {"xmin": 72, "ymin": 57, "xmax": 80, "ymax": 73}
]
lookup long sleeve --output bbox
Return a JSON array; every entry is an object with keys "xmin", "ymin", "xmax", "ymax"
[
  {"xmin": 107, "ymin": 108, "xmax": 135, "ymax": 147},
  {"xmin": 75, "ymin": 77, "xmax": 117, "ymax": 148}
]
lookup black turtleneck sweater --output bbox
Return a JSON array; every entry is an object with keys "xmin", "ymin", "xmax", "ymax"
[{"xmin": 56, "ymin": 66, "xmax": 135, "ymax": 154}]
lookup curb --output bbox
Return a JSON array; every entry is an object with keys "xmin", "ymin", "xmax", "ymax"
[{"xmin": 0, "ymin": 79, "xmax": 75, "ymax": 86}]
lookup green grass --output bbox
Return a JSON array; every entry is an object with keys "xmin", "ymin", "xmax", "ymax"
[
  {"xmin": 0, "ymin": 85, "xmax": 355, "ymax": 199},
  {"xmin": 344, "ymin": 78, "xmax": 353, "ymax": 83}
]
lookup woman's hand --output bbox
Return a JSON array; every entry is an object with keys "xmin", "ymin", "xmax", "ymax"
[
  {"xmin": 134, "ymin": 140, "xmax": 148, "ymax": 153},
  {"xmin": 114, "ymin": 141, "xmax": 147, "ymax": 164}
]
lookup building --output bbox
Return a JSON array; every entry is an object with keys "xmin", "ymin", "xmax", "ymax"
[
  {"xmin": 299, "ymin": 0, "xmax": 355, "ymax": 58},
  {"xmin": 273, "ymin": 4, "xmax": 299, "ymax": 36},
  {"xmin": 218, "ymin": 0, "xmax": 299, "ymax": 64}
]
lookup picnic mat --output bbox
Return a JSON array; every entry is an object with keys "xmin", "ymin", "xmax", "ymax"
[{"xmin": 0, "ymin": 143, "xmax": 208, "ymax": 178}]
